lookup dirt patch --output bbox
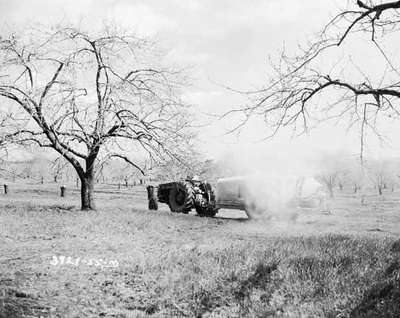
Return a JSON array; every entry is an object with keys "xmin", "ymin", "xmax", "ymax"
[
  {"xmin": 236, "ymin": 261, "xmax": 279, "ymax": 300},
  {"xmin": 390, "ymin": 239, "xmax": 400, "ymax": 253},
  {"xmin": 0, "ymin": 288, "xmax": 56, "ymax": 318},
  {"xmin": 351, "ymin": 277, "xmax": 400, "ymax": 318}
]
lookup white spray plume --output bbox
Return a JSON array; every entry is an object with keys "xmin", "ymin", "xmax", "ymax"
[{"xmin": 215, "ymin": 145, "xmax": 328, "ymax": 219}]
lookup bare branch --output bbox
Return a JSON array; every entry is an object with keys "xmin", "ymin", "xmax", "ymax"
[
  {"xmin": 228, "ymin": 0, "xmax": 400, "ymax": 151},
  {"xmin": 0, "ymin": 24, "xmax": 194, "ymax": 209}
]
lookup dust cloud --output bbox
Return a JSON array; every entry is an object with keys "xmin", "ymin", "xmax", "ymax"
[{"xmin": 215, "ymin": 145, "xmax": 327, "ymax": 220}]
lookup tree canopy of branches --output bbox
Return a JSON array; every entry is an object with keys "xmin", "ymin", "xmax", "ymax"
[
  {"xmin": 314, "ymin": 152, "xmax": 351, "ymax": 198},
  {"xmin": 230, "ymin": 0, "xmax": 400, "ymax": 160},
  {"xmin": 150, "ymin": 147, "xmax": 207, "ymax": 181},
  {"xmin": 0, "ymin": 25, "xmax": 193, "ymax": 210},
  {"xmin": 367, "ymin": 158, "xmax": 398, "ymax": 194}
]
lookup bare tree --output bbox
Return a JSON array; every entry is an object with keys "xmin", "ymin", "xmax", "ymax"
[
  {"xmin": 229, "ymin": 1, "xmax": 400, "ymax": 161},
  {"xmin": 316, "ymin": 172, "xmax": 338, "ymax": 198},
  {"xmin": 30, "ymin": 155, "xmax": 50, "ymax": 184},
  {"xmin": 337, "ymin": 168, "xmax": 351, "ymax": 191},
  {"xmin": 151, "ymin": 148, "xmax": 205, "ymax": 182},
  {"xmin": 315, "ymin": 153, "xmax": 351, "ymax": 198},
  {"xmin": 0, "ymin": 25, "xmax": 193, "ymax": 210},
  {"xmin": 105, "ymin": 158, "xmax": 145, "ymax": 187},
  {"xmin": 373, "ymin": 169, "xmax": 386, "ymax": 195},
  {"xmin": 51, "ymin": 156, "xmax": 69, "ymax": 183},
  {"xmin": 368, "ymin": 160, "xmax": 389, "ymax": 195},
  {"xmin": 368, "ymin": 159, "xmax": 398, "ymax": 195},
  {"xmin": 348, "ymin": 161, "xmax": 366, "ymax": 193}
]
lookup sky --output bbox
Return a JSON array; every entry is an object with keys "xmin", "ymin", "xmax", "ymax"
[{"xmin": 1, "ymin": 0, "xmax": 400, "ymax": 165}]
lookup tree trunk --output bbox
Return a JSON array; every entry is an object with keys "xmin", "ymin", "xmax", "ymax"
[
  {"xmin": 74, "ymin": 149, "xmax": 98, "ymax": 211},
  {"xmin": 378, "ymin": 185, "xmax": 383, "ymax": 195},
  {"xmin": 81, "ymin": 174, "xmax": 95, "ymax": 210},
  {"xmin": 328, "ymin": 184, "xmax": 334, "ymax": 198}
]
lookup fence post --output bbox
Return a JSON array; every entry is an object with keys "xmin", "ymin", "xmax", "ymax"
[
  {"xmin": 4, "ymin": 184, "xmax": 8, "ymax": 194},
  {"xmin": 60, "ymin": 185, "xmax": 66, "ymax": 197}
]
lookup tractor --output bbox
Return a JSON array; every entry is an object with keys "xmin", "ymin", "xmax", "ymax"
[
  {"xmin": 146, "ymin": 176, "xmax": 250, "ymax": 217},
  {"xmin": 146, "ymin": 175, "xmax": 328, "ymax": 218}
]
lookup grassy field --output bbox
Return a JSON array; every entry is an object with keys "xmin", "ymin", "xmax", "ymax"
[{"xmin": 0, "ymin": 182, "xmax": 399, "ymax": 317}]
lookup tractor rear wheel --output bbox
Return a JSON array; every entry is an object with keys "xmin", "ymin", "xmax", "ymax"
[{"xmin": 168, "ymin": 182, "xmax": 194, "ymax": 213}]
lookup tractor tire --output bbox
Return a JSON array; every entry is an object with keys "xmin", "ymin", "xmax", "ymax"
[{"xmin": 168, "ymin": 182, "xmax": 194, "ymax": 213}]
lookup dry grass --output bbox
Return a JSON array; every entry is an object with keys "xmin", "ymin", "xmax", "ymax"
[{"xmin": 0, "ymin": 182, "xmax": 399, "ymax": 317}]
